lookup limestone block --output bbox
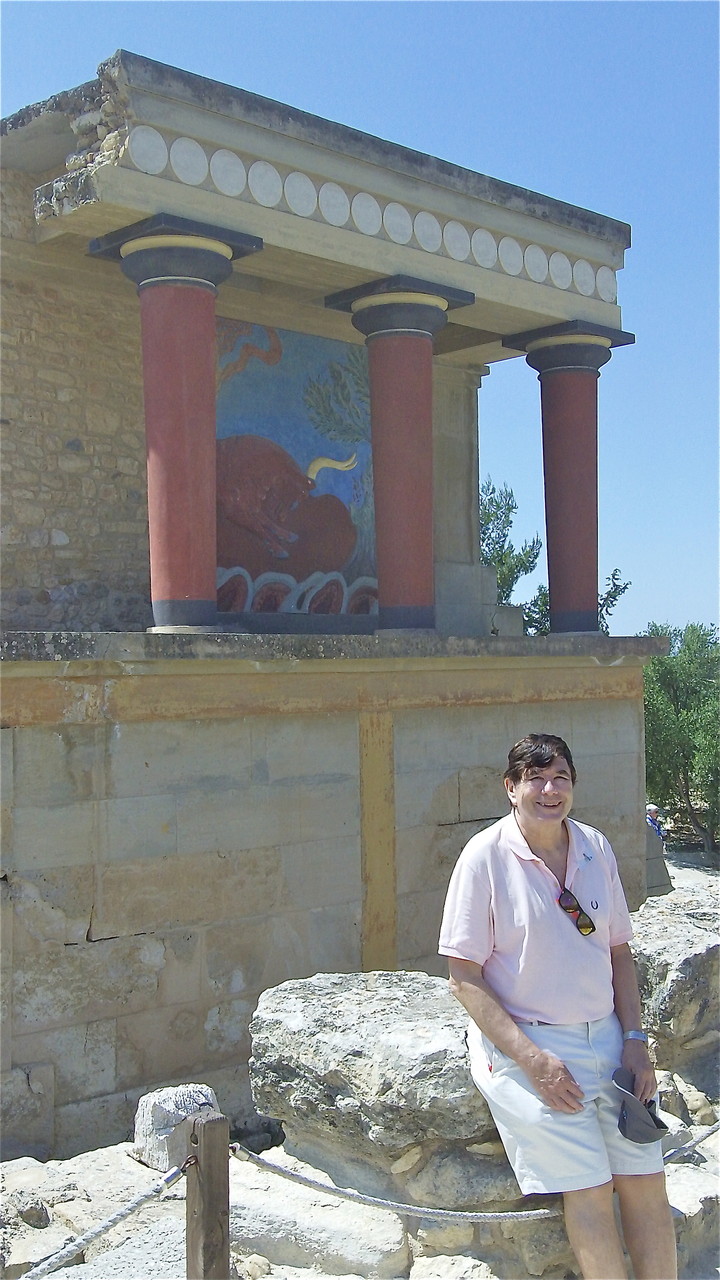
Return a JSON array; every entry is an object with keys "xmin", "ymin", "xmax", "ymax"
[
  {"xmin": 11, "ymin": 801, "xmax": 96, "ymax": 871},
  {"xmin": 410, "ymin": 1258, "xmax": 500, "ymax": 1279},
  {"xmin": 133, "ymin": 1082, "xmax": 219, "ymax": 1171},
  {"xmin": 103, "ymin": 794, "xmax": 177, "ymax": 861},
  {"xmin": 458, "ymin": 766, "xmax": 507, "ymax": 824},
  {"xmin": 156, "ymin": 930, "xmax": 203, "ymax": 1006},
  {"xmin": 665, "ymin": 1161, "xmax": 720, "ymax": 1274},
  {"xmin": 204, "ymin": 998, "xmax": 254, "ymax": 1059},
  {"xmin": 176, "ymin": 785, "xmax": 296, "ymax": 855},
  {"xmin": 259, "ymin": 712, "xmax": 358, "ymax": 784},
  {"xmin": 228, "ymin": 1146, "xmax": 409, "ymax": 1278},
  {"xmin": 411, "ymin": 1220, "xmax": 475, "ymax": 1254},
  {"xmin": 396, "ymin": 821, "xmax": 496, "ymax": 899},
  {"xmin": 498, "ymin": 1212, "xmax": 575, "ymax": 1276},
  {"xmin": 405, "ymin": 1148, "xmax": 521, "ymax": 1210},
  {"xmin": 250, "ymin": 972, "xmax": 495, "ymax": 1180},
  {"xmin": 12, "ymin": 1020, "xmax": 115, "ymax": 1105},
  {"xmin": 279, "ymin": 837, "xmax": 361, "ymax": 910},
  {"xmin": 115, "ymin": 1000, "xmax": 221, "ymax": 1090},
  {"xmin": 631, "ymin": 887, "xmax": 719, "ymax": 1096},
  {"xmin": 53, "ymin": 1089, "xmax": 147, "ymax": 1159},
  {"xmin": 1, "ymin": 878, "xmax": 13, "ymax": 1071},
  {"xmin": 13, "ymin": 724, "xmax": 105, "ymax": 807},
  {"xmin": 8, "ymin": 868, "xmax": 93, "ymax": 945},
  {"xmin": 12, "ymin": 934, "xmax": 166, "ymax": 1032},
  {"xmin": 2, "ymin": 1216, "xmax": 82, "ymax": 1279},
  {"xmin": 435, "ymin": 564, "xmax": 500, "ymax": 638},
  {"xmin": 106, "ymin": 718, "xmax": 254, "ymax": 799},
  {"xmin": 92, "ymin": 848, "xmax": 284, "ymax": 938},
  {"xmin": 394, "ymin": 768, "xmax": 460, "ymax": 830},
  {"xmin": 396, "ymin": 889, "xmax": 448, "ymax": 967},
  {"xmin": 0, "ymin": 1063, "xmax": 54, "ymax": 1160},
  {"xmin": 205, "ymin": 902, "xmax": 362, "ymax": 1001}
]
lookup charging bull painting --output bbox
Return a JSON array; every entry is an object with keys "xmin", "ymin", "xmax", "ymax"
[{"xmin": 216, "ymin": 319, "xmax": 377, "ymax": 616}]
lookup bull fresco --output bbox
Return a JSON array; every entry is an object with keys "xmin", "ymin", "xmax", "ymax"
[{"xmin": 215, "ymin": 319, "xmax": 377, "ymax": 617}]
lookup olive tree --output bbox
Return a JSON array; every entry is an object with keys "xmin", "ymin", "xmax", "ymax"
[{"xmin": 643, "ymin": 622, "xmax": 719, "ymax": 855}]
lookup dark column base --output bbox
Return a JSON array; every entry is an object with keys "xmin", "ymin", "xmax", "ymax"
[
  {"xmin": 551, "ymin": 609, "xmax": 599, "ymax": 633},
  {"xmin": 152, "ymin": 599, "xmax": 219, "ymax": 627},
  {"xmin": 378, "ymin": 605, "xmax": 435, "ymax": 630}
]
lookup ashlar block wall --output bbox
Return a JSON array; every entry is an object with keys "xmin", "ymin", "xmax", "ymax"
[{"xmin": 0, "ymin": 634, "xmax": 652, "ymax": 1160}]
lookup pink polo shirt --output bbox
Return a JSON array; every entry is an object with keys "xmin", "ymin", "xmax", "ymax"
[{"xmin": 438, "ymin": 813, "xmax": 633, "ymax": 1025}]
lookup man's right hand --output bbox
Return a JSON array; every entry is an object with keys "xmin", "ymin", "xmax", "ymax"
[{"xmin": 522, "ymin": 1048, "xmax": 585, "ymax": 1112}]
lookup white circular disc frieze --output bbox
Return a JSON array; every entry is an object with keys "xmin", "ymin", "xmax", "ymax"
[
  {"xmin": 573, "ymin": 259, "xmax": 596, "ymax": 296},
  {"xmin": 524, "ymin": 244, "xmax": 549, "ymax": 283},
  {"xmin": 596, "ymin": 266, "xmax": 617, "ymax": 303},
  {"xmin": 414, "ymin": 211, "xmax": 442, "ymax": 252},
  {"xmin": 383, "ymin": 202, "xmax": 413, "ymax": 243},
  {"xmin": 471, "ymin": 228, "xmax": 497, "ymax": 268},
  {"xmin": 498, "ymin": 236, "xmax": 524, "ymax": 276},
  {"xmin": 319, "ymin": 182, "xmax": 350, "ymax": 226},
  {"xmin": 549, "ymin": 251, "xmax": 573, "ymax": 289},
  {"xmin": 284, "ymin": 171, "xmax": 317, "ymax": 216},
  {"xmin": 352, "ymin": 192, "xmax": 382, "ymax": 235},
  {"xmin": 128, "ymin": 126, "xmax": 168, "ymax": 175},
  {"xmin": 443, "ymin": 220, "xmax": 471, "ymax": 261},
  {"xmin": 249, "ymin": 161, "xmax": 283, "ymax": 207},
  {"xmin": 209, "ymin": 149, "xmax": 246, "ymax": 196},
  {"xmin": 170, "ymin": 137, "xmax": 208, "ymax": 186}
]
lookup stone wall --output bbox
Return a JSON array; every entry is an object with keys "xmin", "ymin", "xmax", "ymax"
[
  {"xmin": 0, "ymin": 631, "xmax": 659, "ymax": 1161},
  {"xmin": 1, "ymin": 170, "xmax": 152, "ymax": 631}
]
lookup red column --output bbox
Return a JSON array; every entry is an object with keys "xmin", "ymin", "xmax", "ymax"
[
  {"xmin": 120, "ymin": 234, "xmax": 233, "ymax": 628},
  {"xmin": 525, "ymin": 338, "xmax": 613, "ymax": 632},
  {"xmin": 352, "ymin": 293, "xmax": 448, "ymax": 629}
]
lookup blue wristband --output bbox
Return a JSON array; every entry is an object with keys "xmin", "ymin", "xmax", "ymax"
[{"xmin": 623, "ymin": 1029, "xmax": 648, "ymax": 1043}]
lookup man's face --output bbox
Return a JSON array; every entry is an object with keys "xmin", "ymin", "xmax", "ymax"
[{"xmin": 505, "ymin": 757, "xmax": 574, "ymax": 830}]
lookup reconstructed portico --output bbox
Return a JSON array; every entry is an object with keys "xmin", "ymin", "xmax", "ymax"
[{"xmin": 2, "ymin": 50, "xmax": 636, "ymax": 635}]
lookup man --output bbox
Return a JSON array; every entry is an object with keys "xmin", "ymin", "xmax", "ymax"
[
  {"xmin": 646, "ymin": 804, "xmax": 666, "ymax": 841},
  {"xmin": 439, "ymin": 733, "xmax": 676, "ymax": 1280}
]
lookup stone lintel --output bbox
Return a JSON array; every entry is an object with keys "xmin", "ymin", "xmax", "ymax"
[
  {"xmin": 88, "ymin": 212, "xmax": 263, "ymax": 262},
  {"xmin": 325, "ymin": 275, "xmax": 475, "ymax": 314},
  {"xmin": 502, "ymin": 320, "xmax": 635, "ymax": 353},
  {"xmin": 0, "ymin": 630, "xmax": 670, "ymax": 667}
]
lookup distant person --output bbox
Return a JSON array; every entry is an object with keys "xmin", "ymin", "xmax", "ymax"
[
  {"xmin": 439, "ymin": 733, "xmax": 675, "ymax": 1280},
  {"xmin": 646, "ymin": 804, "xmax": 666, "ymax": 841}
]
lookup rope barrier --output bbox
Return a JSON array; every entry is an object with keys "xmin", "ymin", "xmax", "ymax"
[
  {"xmin": 21, "ymin": 1164, "xmax": 188, "ymax": 1280},
  {"xmin": 230, "ymin": 1144, "xmax": 559, "ymax": 1222},
  {"xmin": 663, "ymin": 1119, "xmax": 720, "ymax": 1163},
  {"xmin": 16, "ymin": 1118, "xmax": 719, "ymax": 1280}
]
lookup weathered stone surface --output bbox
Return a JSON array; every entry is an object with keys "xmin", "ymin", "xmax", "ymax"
[
  {"xmin": 228, "ymin": 1146, "xmax": 409, "ymax": 1278},
  {"xmin": 631, "ymin": 887, "xmax": 720, "ymax": 1097},
  {"xmin": 132, "ymin": 1083, "xmax": 219, "ymax": 1172},
  {"xmin": 404, "ymin": 1149, "xmax": 521, "ymax": 1211},
  {"xmin": 0, "ymin": 1064, "xmax": 54, "ymax": 1160},
  {"xmin": 250, "ymin": 971, "xmax": 495, "ymax": 1185}
]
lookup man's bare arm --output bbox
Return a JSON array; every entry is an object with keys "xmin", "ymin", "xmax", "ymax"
[
  {"xmin": 448, "ymin": 956, "xmax": 584, "ymax": 1113},
  {"xmin": 610, "ymin": 942, "xmax": 657, "ymax": 1103}
]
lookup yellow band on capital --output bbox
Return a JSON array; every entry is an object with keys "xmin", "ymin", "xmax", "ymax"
[
  {"xmin": 351, "ymin": 292, "xmax": 449, "ymax": 314},
  {"xmin": 120, "ymin": 235, "xmax": 233, "ymax": 260},
  {"xmin": 525, "ymin": 334, "xmax": 613, "ymax": 353}
]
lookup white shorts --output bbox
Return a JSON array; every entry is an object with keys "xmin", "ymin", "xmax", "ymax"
[{"xmin": 467, "ymin": 1013, "xmax": 666, "ymax": 1195}]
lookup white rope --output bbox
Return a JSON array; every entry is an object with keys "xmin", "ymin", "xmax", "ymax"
[
  {"xmin": 663, "ymin": 1119, "xmax": 720, "ymax": 1163},
  {"xmin": 21, "ymin": 1166, "xmax": 185, "ymax": 1280},
  {"xmin": 229, "ymin": 1144, "xmax": 559, "ymax": 1222}
]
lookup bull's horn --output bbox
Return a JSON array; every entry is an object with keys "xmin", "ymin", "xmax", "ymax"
[{"xmin": 306, "ymin": 452, "xmax": 358, "ymax": 481}]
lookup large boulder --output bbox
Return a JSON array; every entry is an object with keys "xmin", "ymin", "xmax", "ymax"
[
  {"xmin": 249, "ymin": 971, "xmax": 506, "ymax": 1208},
  {"xmin": 631, "ymin": 886, "xmax": 719, "ymax": 1099}
]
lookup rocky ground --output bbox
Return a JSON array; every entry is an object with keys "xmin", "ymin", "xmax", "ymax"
[{"xmin": 1, "ymin": 850, "xmax": 717, "ymax": 1280}]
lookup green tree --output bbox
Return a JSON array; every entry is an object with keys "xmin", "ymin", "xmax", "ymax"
[
  {"xmin": 643, "ymin": 622, "xmax": 719, "ymax": 855},
  {"xmin": 479, "ymin": 477, "xmax": 630, "ymax": 635}
]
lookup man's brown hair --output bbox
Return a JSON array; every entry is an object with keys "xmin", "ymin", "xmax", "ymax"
[{"xmin": 503, "ymin": 733, "xmax": 577, "ymax": 785}]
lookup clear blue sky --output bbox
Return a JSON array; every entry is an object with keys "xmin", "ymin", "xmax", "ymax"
[{"xmin": 2, "ymin": 1, "xmax": 718, "ymax": 635}]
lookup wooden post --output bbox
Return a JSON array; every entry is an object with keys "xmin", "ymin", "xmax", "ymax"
[{"xmin": 183, "ymin": 1109, "xmax": 230, "ymax": 1280}]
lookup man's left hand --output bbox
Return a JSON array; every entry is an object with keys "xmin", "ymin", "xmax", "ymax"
[{"xmin": 622, "ymin": 1038, "xmax": 657, "ymax": 1103}]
